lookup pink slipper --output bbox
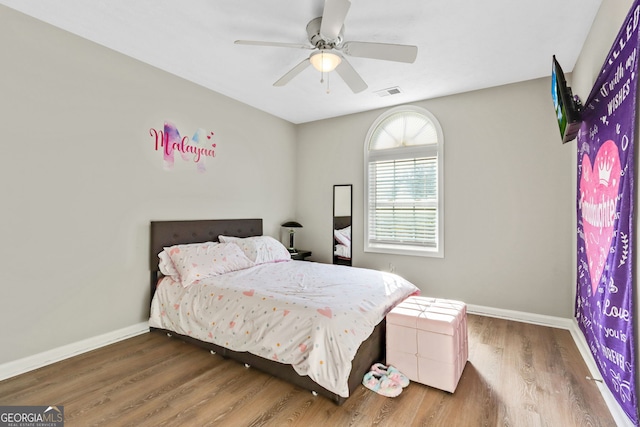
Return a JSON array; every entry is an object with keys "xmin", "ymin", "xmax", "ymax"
[
  {"xmin": 371, "ymin": 363, "xmax": 410, "ymax": 388},
  {"xmin": 362, "ymin": 371, "xmax": 403, "ymax": 397}
]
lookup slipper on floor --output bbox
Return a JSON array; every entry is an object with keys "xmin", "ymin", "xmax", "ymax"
[
  {"xmin": 362, "ymin": 371, "xmax": 403, "ymax": 397},
  {"xmin": 370, "ymin": 363, "xmax": 410, "ymax": 388}
]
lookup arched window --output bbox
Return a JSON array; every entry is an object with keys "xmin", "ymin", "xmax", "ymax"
[{"xmin": 364, "ymin": 105, "xmax": 444, "ymax": 257}]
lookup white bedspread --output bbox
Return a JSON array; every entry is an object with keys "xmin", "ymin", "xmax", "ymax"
[{"xmin": 149, "ymin": 260, "xmax": 419, "ymax": 397}]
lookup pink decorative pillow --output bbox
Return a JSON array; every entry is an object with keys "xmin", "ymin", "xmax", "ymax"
[
  {"xmin": 162, "ymin": 241, "xmax": 254, "ymax": 287},
  {"xmin": 218, "ymin": 235, "xmax": 291, "ymax": 265}
]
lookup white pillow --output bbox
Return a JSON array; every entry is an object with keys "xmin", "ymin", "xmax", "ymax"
[
  {"xmin": 334, "ymin": 244, "xmax": 351, "ymax": 259},
  {"xmin": 334, "ymin": 226, "xmax": 351, "ymax": 248},
  {"xmin": 218, "ymin": 235, "xmax": 291, "ymax": 264},
  {"xmin": 158, "ymin": 250, "xmax": 180, "ymax": 280},
  {"xmin": 161, "ymin": 241, "xmax": 254, "ymax": 287}
]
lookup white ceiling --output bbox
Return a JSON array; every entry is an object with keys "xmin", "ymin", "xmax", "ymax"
[{"xmin": 1, "ymin": 0, "xmax": 602, "ymax": 124}]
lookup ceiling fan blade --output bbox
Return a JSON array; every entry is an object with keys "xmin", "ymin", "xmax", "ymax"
[
  {"xmin": 334, "ymin": 57, "xmax": 367, "ymax": 93},
  {"xmin": 235, "ymin": 40, "xmax": 313, "ymax": 50},
  {"xmin": 273, "ymin": 58, "xmax": 311, "ymax": 86},
  {"xmin": 320, "ymin": 0, "xmax": 351, "ymax": 41},
  {"xmin": 341, "ymin": 41, "xmax": 418, "ymax": 63}
]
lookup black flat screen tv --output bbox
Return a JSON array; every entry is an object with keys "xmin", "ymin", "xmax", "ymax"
[{"xmin": 551, "ymin": 55, "xmax": 582, "ymax": 143}]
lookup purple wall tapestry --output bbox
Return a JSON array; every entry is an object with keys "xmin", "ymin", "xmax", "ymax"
[{"xmin": 576, "ymin": 1, "xmax": 639, "ymax": 423}]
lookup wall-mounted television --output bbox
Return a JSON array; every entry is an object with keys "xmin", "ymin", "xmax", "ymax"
[{"xmin": 551, "ymin": 55, "xmax": 582, "ymax": 143}]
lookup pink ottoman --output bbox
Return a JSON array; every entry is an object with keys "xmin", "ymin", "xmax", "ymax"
[{"xmin": 386, "ymin": 296, "xmax": 468, "ymax": 393}]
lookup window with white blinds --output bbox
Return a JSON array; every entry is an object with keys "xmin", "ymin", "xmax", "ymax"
[
  {"xmin": 368, "ymin": 156, "xmax": 437, "ymax": 247},
  {"xmin": 364, "ymin": 106, "xmax": 444, "ymax": 257}
]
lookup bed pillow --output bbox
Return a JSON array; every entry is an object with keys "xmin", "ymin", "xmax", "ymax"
[
  {"xmin": 218, "ymin": 235, "xmax": 291, "ymax": 264},
  {"xmin": 158, "ymin": 250, "xmax": 180, "ymax": 280},
  {"xmin": 162, "ymin": 241, "xmax": 254, "ymax": 287},
  {"xmin": 334, "ymin": 226, "xmax": 351, "ymax": 248},
  {"xmin": 334, "ymin": 243, "xmax": 351, "ymax": 259}
]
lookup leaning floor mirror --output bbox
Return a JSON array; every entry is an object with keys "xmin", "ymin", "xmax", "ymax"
[{"xmin": 333, "ymin": 184, "xmax": 352, "ymax": 266}]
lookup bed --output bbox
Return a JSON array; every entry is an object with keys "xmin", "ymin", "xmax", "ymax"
[{"xmin": 148, "ymin": 218, "xmax": 418, "ymax": 404}]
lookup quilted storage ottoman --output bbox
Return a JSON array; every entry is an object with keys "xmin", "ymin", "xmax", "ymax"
[{"xmin": 386, "ymin": 296, "xmax": 468, "ymax": 393}]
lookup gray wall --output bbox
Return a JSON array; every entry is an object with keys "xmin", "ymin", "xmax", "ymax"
[
  {"xmin": 294, "ymin": 0, "xmax": 636, "ymax": 322},
  {"xmin": 0, "ymin": 6, "xmax": 297, "ymax": 364},
  {"xmin": 1, "ymin": 0, "xmax": 634, "ymax": 366},
  {"xmin": 295, "ymin": 78, "xmax": 574, "ymax": 318}
]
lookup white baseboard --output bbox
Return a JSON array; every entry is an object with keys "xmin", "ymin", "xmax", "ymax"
[
  {"xmin": 468, "ymin": 304, "xmax": 633, "ymax": 427},
  {"xmin": 467, "ymin": 304, "xmax": 574, "ymax": 329},
  {"xmin": 0, "ymin": 322, "xmax": 149, "ymax": 382}
]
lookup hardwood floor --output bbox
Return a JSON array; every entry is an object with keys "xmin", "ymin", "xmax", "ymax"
[{"xmin": 0, "ymin": 315, "xmax": 616, "ymax": 426}]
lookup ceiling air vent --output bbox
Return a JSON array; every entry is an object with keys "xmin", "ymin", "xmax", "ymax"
[{"xmin": 375, "ymin": 87, "xmax": 402, "ymax": 97}]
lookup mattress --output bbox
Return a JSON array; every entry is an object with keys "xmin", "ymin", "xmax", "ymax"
[{"xmin": 149, "ymin": 260, "xmax": 419, "ymax": 397}]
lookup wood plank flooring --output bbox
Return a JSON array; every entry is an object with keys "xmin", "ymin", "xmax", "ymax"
[{"xmin": 0, "ymin": 315, "xmax": 616, "ymax": 426}]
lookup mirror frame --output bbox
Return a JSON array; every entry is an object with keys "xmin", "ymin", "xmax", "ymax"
[{"xmin": 333, "ymin": 184, "xmax": 352, "ymax": 266}]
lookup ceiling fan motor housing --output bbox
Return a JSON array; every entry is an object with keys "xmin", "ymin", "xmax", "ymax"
[{"xmin": 307, "ymin": 17, "xmax": 343, "ymax": 49}]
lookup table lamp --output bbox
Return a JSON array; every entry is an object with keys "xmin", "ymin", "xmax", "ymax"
[{"xmin": 281, "ymin": 221, "xmax": 303, "ymax": 251}]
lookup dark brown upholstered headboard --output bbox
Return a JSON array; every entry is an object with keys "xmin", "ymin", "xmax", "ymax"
[
  {"xmin": 149, "ymin": 219, "xmax": 263, "ymax": 303},
  {"xmin": 149, "ymin": 218, "xmax": 263, "ymax": 271},
  {"xmin": 333, "ymin": 216, "xmax": 351, "ymax": 230}
]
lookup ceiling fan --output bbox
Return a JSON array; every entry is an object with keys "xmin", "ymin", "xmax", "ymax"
[{"xmin": 234, "ymin": 0, "xmax": 418, "ymax": 93}]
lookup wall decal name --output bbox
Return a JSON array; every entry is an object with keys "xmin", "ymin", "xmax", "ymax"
[{"xmin": 149, "ymin": 121, "xmax": 216, "ymax": 172}]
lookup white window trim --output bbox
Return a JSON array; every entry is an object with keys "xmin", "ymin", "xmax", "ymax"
[{"xmin": 364, "ymin": 105, "xmax": 444, "ymax": 258}]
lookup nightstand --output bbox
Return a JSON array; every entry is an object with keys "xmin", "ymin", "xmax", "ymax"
[{"xmin": 290, "ymin": 250, "xmax": 312, "ymax": 261}]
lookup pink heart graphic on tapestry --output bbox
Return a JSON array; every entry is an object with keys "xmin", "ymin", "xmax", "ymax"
[
  {"xmin": 243, "ymin": 289, "xmax": 255, "ymax": 297},
  {"xmin": 317, "ymin": 307, "xmax": 333, "ymax": 318},
  {"xmin": 579, "ymin": 140, "xmax": 621, "ymax": 297}
]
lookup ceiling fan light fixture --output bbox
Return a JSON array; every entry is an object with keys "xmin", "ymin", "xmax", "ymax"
[{"xmin": 310, "ymin": 50, "xmax": 341, "ymax": 72}]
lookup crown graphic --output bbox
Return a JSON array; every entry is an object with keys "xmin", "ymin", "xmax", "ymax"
[{"xmin": 598, "ymin": 155, "xmax": 614, "ymax": 186}]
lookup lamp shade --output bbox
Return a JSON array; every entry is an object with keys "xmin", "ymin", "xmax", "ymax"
[
  {"xmin": 310, "ymin": 50, "xmax": 341, "ymax": 73},
  {"xmin": 281, "ymin": 221, "xmax": 303, "ymax": 228}
]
